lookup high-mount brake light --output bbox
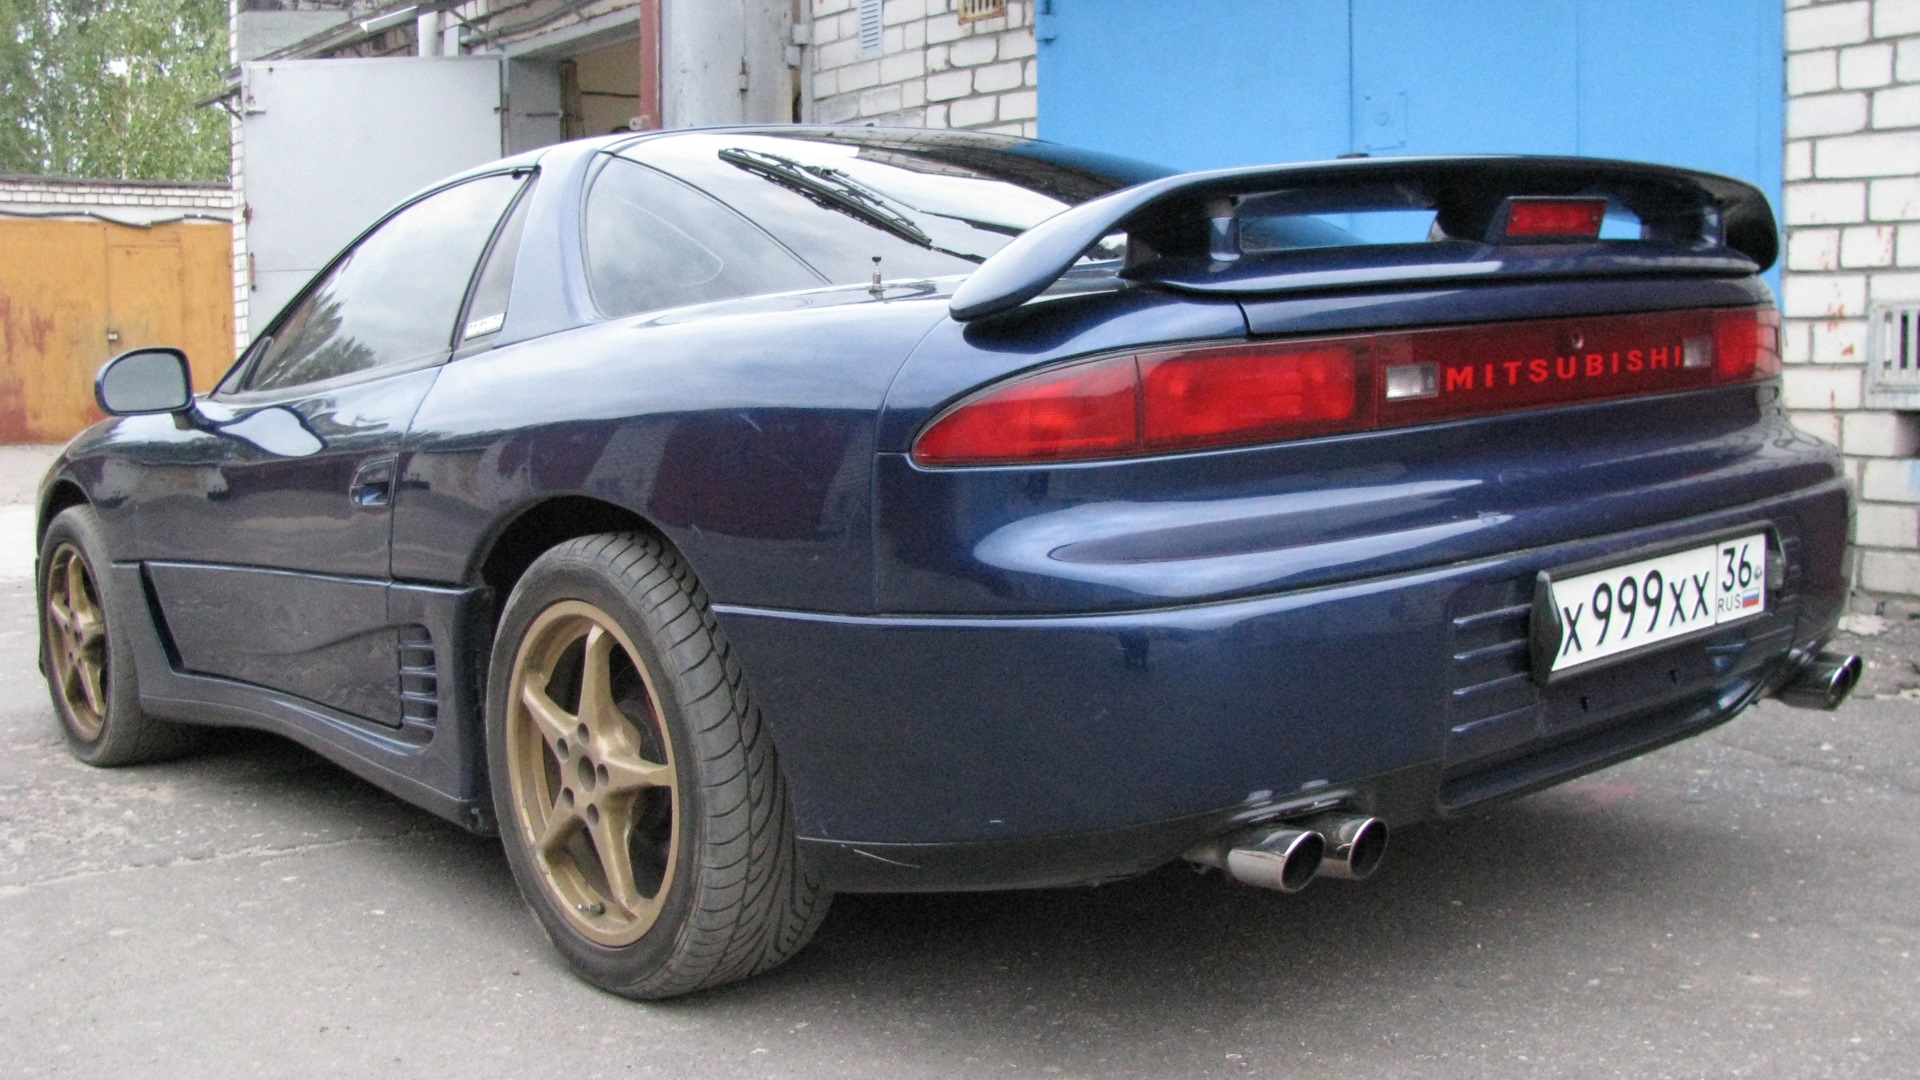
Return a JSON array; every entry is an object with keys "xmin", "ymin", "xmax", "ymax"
[
  {"xmin": 1503, "ymin": 198, "xmax": 1608, "ymax": 239},
  {"xmin": 912, "ymin": 306, "xmax": 1780, "ymax": 467}
]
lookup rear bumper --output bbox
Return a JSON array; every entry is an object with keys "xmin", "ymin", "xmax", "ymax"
[{"xmin": 716, "ymin": 478, "xmax": 1848, "ymax": 893}]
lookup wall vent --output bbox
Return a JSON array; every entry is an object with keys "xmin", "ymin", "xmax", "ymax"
[
  {"xmin": 959, "ymin": 0, "xmax": 1009, "ymax": 23},
  {"xmin": 857, "ymin": 0, "xmax": 884, "ymax": 57},
  {"xmin": 1866, "ymin": 304, "xmax": 1920, "ymax": 410}
]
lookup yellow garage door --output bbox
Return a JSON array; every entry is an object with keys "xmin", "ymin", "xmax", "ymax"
[{"xmin": 0, "ymin": 218, "xmax": 232, "ymax": 443}]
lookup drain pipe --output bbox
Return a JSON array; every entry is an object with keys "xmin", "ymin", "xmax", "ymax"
[
  {"xmin": 415, "ymin": 8, "xmax": 442, "ymax": 55},
  {"xmin": 636, "ymin": 0, "xmax": 663, "ymax": 129}
]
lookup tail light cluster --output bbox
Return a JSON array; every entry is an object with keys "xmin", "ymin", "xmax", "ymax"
[{"xmin": 912, "ymin": 306, "xmax": 1779, "ymax": 466}]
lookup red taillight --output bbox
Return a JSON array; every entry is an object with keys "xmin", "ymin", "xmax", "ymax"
[
  {"xmin": 909, "ymin": 354, "xmax": 1138, "ymax": 465},
  {"xmin": 912, "ymin": 306, "xmax": 1779, "ymax": 466},
  {"xmin": 1141, "ymin": 344, "xmax": 1357, "ymax": 451},
  {"xmin": 1503, "ymin": 198, "xmax": 1608, "ymax": 239},
  {"xmin": 1714, "ymin": 305, "xmax": 1780, "ymax": 381}
]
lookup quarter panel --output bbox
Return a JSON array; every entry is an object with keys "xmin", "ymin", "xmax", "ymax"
[{"xmin": 394, "ymin": 289, "xmax": 948, "ymax": 611}]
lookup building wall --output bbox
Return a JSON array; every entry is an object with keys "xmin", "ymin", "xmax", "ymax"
[
  {"xmin": 1783, "ymin": 0, "xmax": 1920, "ymax": 595},
  {"xmin": 0, "ymin": 176, "xmax": 234, "ymax": 224},
  {"xmin": 806, "ymin": 0, "xmax": 1036, "ymax": 135}
]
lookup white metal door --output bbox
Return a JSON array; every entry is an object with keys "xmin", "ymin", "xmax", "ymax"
[{"xmin": 240, "ymin": 56, "xmax": 504, "ymax": 331}]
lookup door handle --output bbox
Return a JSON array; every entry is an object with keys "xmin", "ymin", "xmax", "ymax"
[{"xmin": 350, "ymin": 457, "xmax": 397, "ymax": 509}]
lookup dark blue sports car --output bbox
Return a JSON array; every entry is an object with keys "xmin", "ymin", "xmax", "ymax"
[{"xmin": 38, "ymin": 127, "xmax": 1859, "ymax": 998}]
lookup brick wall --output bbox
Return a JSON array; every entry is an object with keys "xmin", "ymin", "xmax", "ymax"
[
  {"xmin": 0, "ymin": 176, "xmax": 235, "ymax": 222},
  {"xmin": 1784, "ymin": 0, "xmax": 1920, "ymax": 595},
  {"xmin": 807, "ymin": 0, "xmax": 1037, "ymax": 135}
]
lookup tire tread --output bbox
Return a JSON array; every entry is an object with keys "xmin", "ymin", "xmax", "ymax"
[
  {"xmin": 40, "ymin": 507, "xmax": 202, "ymax": 767},
  {"xmin": 494, "ymin": 532, "xmax": 828, "ymax": 999}
]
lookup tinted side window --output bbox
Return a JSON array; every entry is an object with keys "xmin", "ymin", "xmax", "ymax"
[
  {"xmin": 583, "ymin": 157, "xmax": 822, "ymax": 318},
  {"xmin": 459, "ymin": 177, "xmax": 536, "ymax": 345},
  {"xmin": 245, "ymin": 174, "xmax": 523, "ymax": 392}
]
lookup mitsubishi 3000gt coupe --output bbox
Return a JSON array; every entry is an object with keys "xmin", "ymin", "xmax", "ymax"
[{"xmin": 38, "ymin": 126, "xmax": 1859, "ymax": 998}]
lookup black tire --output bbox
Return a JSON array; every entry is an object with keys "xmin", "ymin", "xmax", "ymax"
[
  {"xmin": 38, "ymin": 506, "xmax": 200, "ymax": 766},
  {"xmin": 485, "ymin": 532, "xmax": 830, "ymax": 999}
]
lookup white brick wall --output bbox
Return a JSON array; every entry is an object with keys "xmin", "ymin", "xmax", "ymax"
[
  {"xmin": 1785, "ymin": 0, "xmax": 1920, "ymax": 596},
  {"xmin": 808, "ymin": 0, "xmax": 1037, "ymax": 135},
  {"xmin": 0, "ymin": 177, "xmax": 234, "ymax": 218}
]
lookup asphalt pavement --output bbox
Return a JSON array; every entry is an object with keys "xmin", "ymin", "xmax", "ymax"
[{"xmin": 1, "ymin": 443, "xmax": 1917, "ymax": 1078}]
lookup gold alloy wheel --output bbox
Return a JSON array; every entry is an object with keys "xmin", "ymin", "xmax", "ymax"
[
  {"xmin": 44, "ymin": 542, "xmax": 108, "ymax": 741},
  {"xmin": 505, "ymin": 600, "xmax": 679, "ymax": 947}
]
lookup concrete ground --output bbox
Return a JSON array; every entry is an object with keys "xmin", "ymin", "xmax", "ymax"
[{"xmin": 2, "ymin": 443, "xmax": 1917, "ymax": 1078}]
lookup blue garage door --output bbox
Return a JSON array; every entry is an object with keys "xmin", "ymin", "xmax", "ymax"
[{"xmin": 1038, "ymin": 0, "xmax": 1782, "ymax": 260}]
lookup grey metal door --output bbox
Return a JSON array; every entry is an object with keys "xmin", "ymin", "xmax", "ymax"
[{"xmin": 239, "ymin": 56, "xmax": 505, "ymax": 331}]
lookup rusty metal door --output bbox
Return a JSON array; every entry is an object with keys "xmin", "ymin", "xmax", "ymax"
[
  {"xmin": 105, "ymin": 236, "xmax": 184, "ymax": 361},
  {"xmin": 0, "ymin": 220, "xmax": 232, "ymax": 443}
]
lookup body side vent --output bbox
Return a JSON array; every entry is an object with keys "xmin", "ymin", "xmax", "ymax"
[{"xmin": 398, "ymin": 626, "xmax": 438, "ymax": 733}]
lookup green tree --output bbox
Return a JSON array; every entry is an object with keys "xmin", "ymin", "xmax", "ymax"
[{"xmin": 0, "ymin": 0, "xmax": 229, "ymax": 182}]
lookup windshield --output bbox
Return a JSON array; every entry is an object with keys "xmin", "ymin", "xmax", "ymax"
[{"xmin": 619, "ymin": 129, "xmax": 1170, "ymax": 285}]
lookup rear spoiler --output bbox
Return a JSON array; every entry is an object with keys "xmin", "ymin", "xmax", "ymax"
[{"xmin": 948, "ymin": 156, "xmax": 1778, "ymax": 322}]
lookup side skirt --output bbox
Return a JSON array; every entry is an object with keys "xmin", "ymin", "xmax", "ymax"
[{"xmin": 109, "ymin": 562, "xmax": 497, "ymax": 834}]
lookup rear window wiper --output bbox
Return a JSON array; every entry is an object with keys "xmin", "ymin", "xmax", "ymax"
[{"xmin": 719, "ymin": 146, "xmax": 971, "ymax": 259}]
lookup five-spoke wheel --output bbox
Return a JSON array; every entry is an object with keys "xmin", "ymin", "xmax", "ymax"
[
  {"xmin": 487, "ymin": 532, "xmax": 829, "ymax": 998},
  {"xmin": 43, "ymin": 540, "xmax": 109, "ymax": 741},
  {"xmin": 38, "ymin": 506, "xmax": 196, "ymax": 765},
  {"xmin": 505, "ymin": 600, "xmax": 680, "ymax": 947}
]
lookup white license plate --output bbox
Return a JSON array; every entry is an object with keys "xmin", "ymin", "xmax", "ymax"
[{"xmin": 1545, "ymin": 534, "xmax": 1767, "ymax": 674}]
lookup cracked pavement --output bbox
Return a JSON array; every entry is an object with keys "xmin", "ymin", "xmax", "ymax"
[{"xmin": 1, "ymin": 443, "xmax": 1917, "ymax": 1078}]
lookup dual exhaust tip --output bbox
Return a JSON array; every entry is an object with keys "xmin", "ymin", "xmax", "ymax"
[
  {"xmin": 1187, "ymin": 813, "xmax": 1388, "ymax": 894},
  {"xmin": 1194, "ymin": 651, "xmax": 1862, "ymax": 895}
]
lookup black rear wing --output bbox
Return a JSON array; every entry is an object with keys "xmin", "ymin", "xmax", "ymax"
[{"xmin": 949, "ymin": 156, "xmax": 1778, "ymax": 322}]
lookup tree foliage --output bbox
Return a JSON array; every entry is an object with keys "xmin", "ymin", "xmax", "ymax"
[{"xmin": 0, "ymin": 0, "xmax": 230, "ymax": 182}]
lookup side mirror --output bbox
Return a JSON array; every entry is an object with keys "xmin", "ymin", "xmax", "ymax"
[{"xmin": 95, "ymin": 347, "xmax": 193, "ymax": 416}]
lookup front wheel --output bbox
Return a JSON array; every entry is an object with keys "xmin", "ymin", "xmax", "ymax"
[
  {"xmin": 486, "ymin": 533, "xmax": 829, "ymax": 999},
  {"xmin": 38, "ymin": 506, "xmax": 199, "ymax": 766}
]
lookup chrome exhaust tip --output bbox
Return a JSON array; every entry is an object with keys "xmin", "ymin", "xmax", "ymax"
[
  {"xmin": 1186, "ymin": 826, "xmax": 1325, "ymax": 893},
  {"xmin": 1773, "ymin": 651, "xmax": 1863, "ymax": 711},
  {"xmin": 1296, "ymin": 813, "xmax": 1388, "ymax": 881}
]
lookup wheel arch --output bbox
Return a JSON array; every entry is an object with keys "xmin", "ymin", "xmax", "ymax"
[
  {"xmin": 473, "ymin": 495, "xmax": 678, "ymax": 618},
  {"xmin": 38, "ymin": 479, "xmax": 89, "ymax": 545}
]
